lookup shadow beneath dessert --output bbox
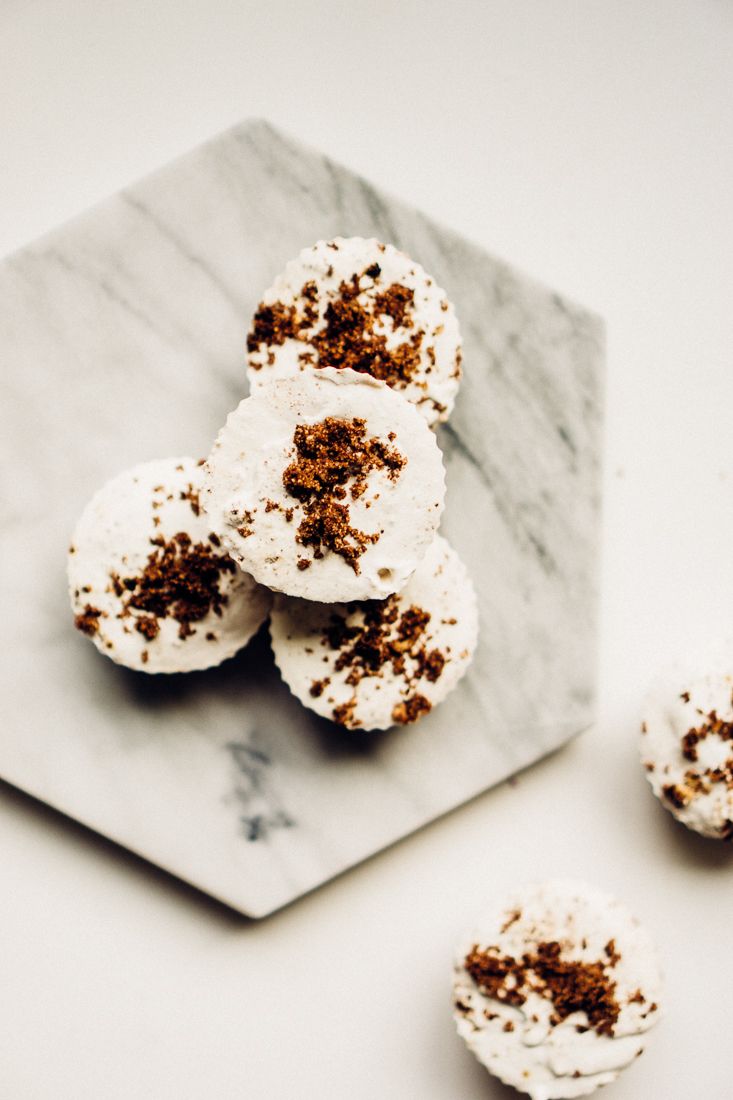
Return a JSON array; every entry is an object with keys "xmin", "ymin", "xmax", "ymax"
[
  {"xmin": 107, "ymin": 624, "xmax": 395, "ymax": 757},
  {"xmin": 655, "ymin": 800, "xmax": 733, "ymax": 869},
  {"xmin": 109, "ymin": 623, "xmax": 278, "ymax": 709},
  {"xmin": 305, "ymin": 712, "xmax": 394, "ymax": 758}
]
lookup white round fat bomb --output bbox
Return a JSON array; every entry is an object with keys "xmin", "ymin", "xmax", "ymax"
[
  {"xmin": 641, "ymin": 660, "xmax": 733, "ymax": 839},
  {"xmin": 246, "ymin": 236, "xmax": 462, "ymax": 426},
  {"xmin": 203, "ymin": 367, "xmax": 446, "ymax": 603},
  {"xmin": 269, "ymin": 535, "xmax": 477, "ymax": 730},
  {"xmin": 453, "ymin": 880, "xmax": 662, "ymax": 1100},
  {"xmin": 68, "ymin": 457, "xmax": 272, "ymax": 674}
]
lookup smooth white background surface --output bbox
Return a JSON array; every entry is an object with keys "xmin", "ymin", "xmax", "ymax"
[{"xmin": 1, "ymin": 2, "xmax": 731, "ymax": 1097}]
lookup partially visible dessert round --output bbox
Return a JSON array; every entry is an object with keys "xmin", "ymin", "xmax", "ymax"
[
  {"xmin": 269, "ymin": 534, "xmax": 477, "ymax": 730},
  {"xmin": 246, "ymin": 236, "xmax": 462, "ymax": 427},
  {"xmin": 641, "ymin": 659, "xmax": 733, "ymax": 839},
  {"xmin": 68, "ymin": 457, "xmax": 271, "ymax": 674},
  {"xmin": 204, "ymin": 366, "xmax": 446, "ymax": 604},
  {"xmin": 452, "ymin": 880, "xmax": 662, "ymax": 1099}
]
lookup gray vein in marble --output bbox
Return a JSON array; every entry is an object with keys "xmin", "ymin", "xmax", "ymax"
[
  {"xmin": 36, "ymin": 245, "xmax": 168, "ymax": 339},
  {"xmin": 121, "ymin": 193, "xmax": 244, "ymax": 314}
]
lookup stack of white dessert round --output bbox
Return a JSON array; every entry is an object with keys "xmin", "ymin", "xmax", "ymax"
[
  {"xmin": 66, "ymin": 237, "xmax": 674, "ymax": 1099},
  {"xmin": 68, "ymin": 237, "xmax": 478, "ymax": 730}
]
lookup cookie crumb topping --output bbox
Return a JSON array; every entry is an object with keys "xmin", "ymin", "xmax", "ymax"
[
  {"xmin": 282, "ymin": 416, "xmax": 405, "ymax": 572},
  {"xmin": 249, "ymin": 268, "xmax": 429, "ymax": 389},
  {"xmin": 391, "ymin": 693, "xmax": 432, "ymax": 725},
  {"xmin": 74, "ymin": 604, "xmax": 104, "ymax": 635},
  {"xmin": 179, "ymin": 483, "xmax": 201, "ymax": 516},
  {"xmin": 319, "ymin": 595, "xmax": 447, "ymax": 726},
  {"xmin": 464, "ymin": 939, "xmax": 622, "ymax": 1037},
  {"xmin": 661, "ymin": 694, "xmax": 733, "ymax": 815},
  {"xmin": 110, "ymin": 531, "xmax": 236, "ymax": 641}
]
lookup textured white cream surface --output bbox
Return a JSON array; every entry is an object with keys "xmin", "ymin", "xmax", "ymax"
[
  {"xmin": 246, "ymin": 236, "xmax": 462, "ymax": 425},
  {"xmin": 269, "ymin": 534, "xmax": 478, "ymax": 730},
  {"xmin": 203, "ymin": 367, "xmax": 446, "ymax": 602},
  {"xmin": 68, "ymin": 457, "xmax": 272, "ymax": 674},
  {"xmin": 453, "ymin": 880, "xmax": 662, "ymax": 1100},
  {"xmin": 642, "ymin": 657, "xmax": 733, "ymax": 839}
]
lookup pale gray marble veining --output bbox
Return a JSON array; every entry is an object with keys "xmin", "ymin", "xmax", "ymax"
[{"xmin": 0, "ymin": 120, "xmax": 604, "ymax": 916}]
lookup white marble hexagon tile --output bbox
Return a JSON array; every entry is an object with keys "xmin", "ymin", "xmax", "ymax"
[{"xmin": 0, "ymin": 120, "xmax": 603, "ymax": 916}]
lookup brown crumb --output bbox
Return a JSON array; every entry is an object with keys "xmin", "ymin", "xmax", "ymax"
[
  {"xmin": 247, "ymin": 301, "xmax": 301, "ymax": 360},
  {"xmin": 392, "ymin": 693, "xmax": 432, "ymax": 725},
  {"xmin": 332, "ymin": 698, "xmax": 357, "ymax": 727},
  {"xmin": 681, "ymin": 729, "xmax": 701, "ymax": 761},
  {"xmin": 250, "ymin": 268, "xmax": 427, "ymax": 390},
  {"xmin": 310, "ymin": 677, "xmax": 331, "ymax": 698},
  {"xmin": 415, "ymin": 647, "xmax": 446, "ymax": 682},
  {"xmin": 114, "ymin": 531, "xmax": 236, "ymax": 642},
  {"xmin": 503, "ymin": 1020, "xmax": 514, "ymax": 1032},
  {"xmin": 604, "ymin": 940, "xmax": 621, "ymax": 967},
  {"xmin": 135, "ymin": 616, "xmax": 160, "ymax": 640},
  {"xmin": 322, "ymin": 598, "xmax": 445, "ymax": 711},
  {"xmin": 680, "ymin": 707, "xmax": 733, "ymax": 765},
  {"xmin": 663, "ymin": 701, "xmax": 733, "ymax": 810},
  {"xmin": 74, "ymin": 604, "xmax": 104, "ymax": 636},
  {"xmin": 662, "ymin": 783, "xmax": 689, "ymax": 809},
  {"xmin": 500, "ymin": 909, "xmax": 522, "ymax": 934},
  {"xmin": 282, "ymin": 416, "xmax": 405, "ymax": 572},
  {"xmin": 312, "ymin": 276, "xmax": 422, "ymax": 386},
  {"xmin": 464, "ymin": 940, "xmax": 621, "ymax": 1038}
]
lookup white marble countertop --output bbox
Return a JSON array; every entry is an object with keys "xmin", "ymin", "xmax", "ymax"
[{"xmin": 1, "ymin": 2, "xmax": 731, "ymax": 1098}]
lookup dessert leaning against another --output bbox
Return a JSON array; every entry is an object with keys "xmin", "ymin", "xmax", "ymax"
[
  {"xmin": 68, "ymin": 457, "xmax": 272, "ymax": 674},
  {"xmin": 269, "ymin": 534, "xmax": 477, "ymax": 730},
  {"xmin": 246, "ymin": 236, "xmax": 462, "ymax": 426},
  {"xmin": 641, "ymin": 657, "xmax": 733, "ymax": 839},
  {"xmin": 453, "ymin": 880, "xmax": 663, "ymax": 1099},
  {"xmin": 204, "ymin": 366, "xmax": 446, "ymax": 603}
]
